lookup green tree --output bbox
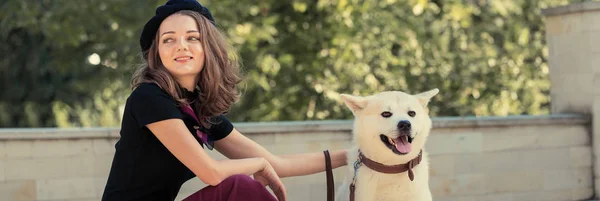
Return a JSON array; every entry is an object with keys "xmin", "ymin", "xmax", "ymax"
[
  {"xmin": 1, "ymin": 0, "xmax": 594, "ymax": 127},
  {"xmin": 0, "ymin": 0, "xmax": 164, "ymax": 127},
  {"xmin": 222, "ymin": 0, "xmax": 583, "ymax": 121}
]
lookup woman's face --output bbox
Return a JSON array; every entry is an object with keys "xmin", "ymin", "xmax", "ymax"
[{"xmin": 157, "ymin": 14, "xmax": 205, "ymax": 80}]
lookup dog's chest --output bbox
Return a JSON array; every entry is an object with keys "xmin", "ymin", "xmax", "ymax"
[
  {"xmin": 356, "ymin": 163, "xmax": 429, "ymax": 200},
  {"xmin": 375, "ymin": 182, "xmax": 421, "ymax": 201}
]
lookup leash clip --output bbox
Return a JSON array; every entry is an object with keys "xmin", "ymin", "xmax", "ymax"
[{"xmin": 352, "ymin": 150, "xmax": 363, "ymax": 186}]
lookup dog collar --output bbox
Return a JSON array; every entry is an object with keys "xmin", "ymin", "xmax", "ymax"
[
  {"xmin": 347, "ymin": 149, "xmax": 423, "ymax": 201},
  {"xmin": 358, "ymin": 149, "xmax": 423, "ymax": 180}
]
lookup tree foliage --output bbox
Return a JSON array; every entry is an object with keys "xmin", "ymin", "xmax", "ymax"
[{"xmin": 0, "ymin": 0, "xmax": 592, "ymax": 127}]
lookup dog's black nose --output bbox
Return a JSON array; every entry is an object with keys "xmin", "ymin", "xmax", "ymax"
[{"xmin": 397, "ymin": 120, "xmax": 411, "ymax": 131}]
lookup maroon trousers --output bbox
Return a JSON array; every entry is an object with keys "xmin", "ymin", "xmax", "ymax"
[{"xmin": 182, "ymin": 174, "xmax": 278, "ymax": 201}]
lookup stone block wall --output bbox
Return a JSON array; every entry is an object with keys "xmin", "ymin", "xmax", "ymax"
[
  {"xmin": 543, "ymin": 1, "xmax": 600, "ymax": 198},
  {"xmin": 0, "ymin": 115, "xmax": 592, "ymax": 201}
]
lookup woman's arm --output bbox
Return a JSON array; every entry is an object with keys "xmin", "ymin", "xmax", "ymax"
[
  {"xmin": 214, "ymin": 128, "xmax": 348, "ymax": 178},
  {"xmin": 146, "ymin": 119, "xmax": 268, "ymax": 186}
]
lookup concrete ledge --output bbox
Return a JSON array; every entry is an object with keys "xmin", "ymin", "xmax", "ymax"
[
  {"xmin": 432, "ymin": 113, "xmax": 590, "ymax": 129},
  {"xmin": 542, "ymin": 1, "xmax": 600, "ymax": 16},
  {"xmin": 0, "ymin": 127, "xmax": 120, "ymax": 140},
  {"xmin": 0, "ymin": 114, "xmax": 589, "ymax": 140}
]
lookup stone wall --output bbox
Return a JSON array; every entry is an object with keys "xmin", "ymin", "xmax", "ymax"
[
  {"xmin": 542, "ymin": 1, "xmax": 600, "ymax": 198},
  {"xmin": 0, "ymin": 114, "xmax": 592, "ymax": 201}
]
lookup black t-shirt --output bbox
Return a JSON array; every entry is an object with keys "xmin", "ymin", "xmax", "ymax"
[{"xmin": 101, "ymin": 82, "xmax": 234, "ymax": 201}]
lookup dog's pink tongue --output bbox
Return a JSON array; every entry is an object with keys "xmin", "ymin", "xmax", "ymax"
[{"xmin": 395, "ymin": 136, "xmax": 412, "ymax": 154}]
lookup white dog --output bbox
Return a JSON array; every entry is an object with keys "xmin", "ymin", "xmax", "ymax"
[{"xmin": 335, "ymin": 89, "xmax": 438, "ymax": 201}]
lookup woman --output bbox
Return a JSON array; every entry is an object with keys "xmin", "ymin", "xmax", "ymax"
[{"xmin": 101, "ymin": 1, "xmax": 348, "ymax": 201}]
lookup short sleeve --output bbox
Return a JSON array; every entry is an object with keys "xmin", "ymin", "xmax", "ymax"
[
  {"xmin": 207, "ymin": 114, "xmax": 234, "ymax": 141},
  {"xmin": 129, "ymin": 83, "xmax": 183, "ymax": 127}
]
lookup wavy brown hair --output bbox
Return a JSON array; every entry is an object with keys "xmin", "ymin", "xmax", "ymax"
[{"xmin": 131, "ymin": 10, "xmax": 242, "ymax": 128}]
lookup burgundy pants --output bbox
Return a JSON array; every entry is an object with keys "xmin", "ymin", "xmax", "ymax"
[{"xmin": 182, "ymin": 174, "xmax": 278, "ymax": 201}]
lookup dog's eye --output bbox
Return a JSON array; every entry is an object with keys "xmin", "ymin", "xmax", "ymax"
[
  {"xmin": 381, "ymin": 111, "xmax": 392, "ymax": 118},
  {"xmin": 408, "ymin": 111, "xmax": 416, "ymax": 117}
]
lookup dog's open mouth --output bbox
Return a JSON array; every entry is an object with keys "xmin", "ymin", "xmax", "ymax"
[{"xmin": 380, "ymin": 134, "xmax": 413, "ymax": 155}]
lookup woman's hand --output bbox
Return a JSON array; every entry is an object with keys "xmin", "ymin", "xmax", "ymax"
[{"xmin": 253, "ymin": 162, "xmax": 287, "ymax": 201}]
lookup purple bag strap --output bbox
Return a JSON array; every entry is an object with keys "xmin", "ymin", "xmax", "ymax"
[{"xmin": 180, "ymin": 104, "xmax": 211, "ymax": 149}]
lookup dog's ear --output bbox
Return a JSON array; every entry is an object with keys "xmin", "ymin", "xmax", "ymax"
[
  {"xmin": 340, "ymin": 94, "xmax": 368, "ymax": 114},
  {"xmin": 414, "ymin": 88, "xmax": 439, "ymax": 107}
]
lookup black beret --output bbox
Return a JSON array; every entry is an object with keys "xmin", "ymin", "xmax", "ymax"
[{"xmin": 139, "ymin": 0, "xmax": 216, "ymax": 52}]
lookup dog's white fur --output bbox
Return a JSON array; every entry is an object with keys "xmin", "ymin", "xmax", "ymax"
[{"xmin": 335, "ymin": 89, "xmax": 438, "ymax": 201}]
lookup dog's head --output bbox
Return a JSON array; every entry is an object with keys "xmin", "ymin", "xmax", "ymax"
[{"xmin": 341, "ymin": 89, "xmax": 439, "ymax": 163}]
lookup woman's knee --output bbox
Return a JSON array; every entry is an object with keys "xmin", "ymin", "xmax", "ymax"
[
  {"xmin": 222, "ymin": 174, "xmax": 256, "ymax": 185},
  {"xmin": 186, "ymin": 174, "xmax": 276, "ymax": 201}
]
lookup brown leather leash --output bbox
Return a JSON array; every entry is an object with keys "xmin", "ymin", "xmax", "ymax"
[
  {"xmin": 324, "ymin": 149, "xmax": 423, "ymax": 201},
  {"xmin": 324, "ymin": 150, "xmax": 334, "ymax": 201}
]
